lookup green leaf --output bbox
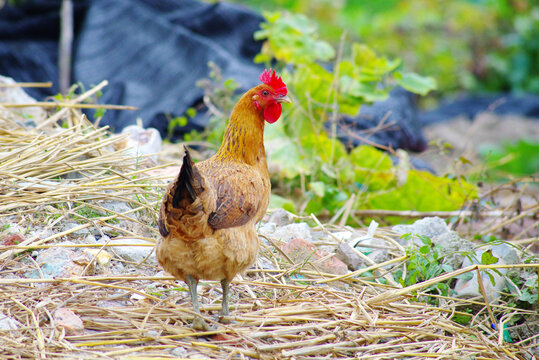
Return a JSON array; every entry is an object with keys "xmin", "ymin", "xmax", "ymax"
[
  {"xmin": 309, "ymin": 181, "xmax": 326, "ymax": 197},
  {"xmin": 524, "ymin": 274, "xmax": 538, "ymax": 288},
  {"xmin": 441, "ymin": 264, "xmax": 454, "ymax": 273},
  {"xmin": 269, "ymin": 194, "xmax": 296, "ymax": 213},
  {"xmin": 485, "ymin": 270, "xmax": 496, "ymax": 287},
  {"xmin": 519, "ymin": 289, "xmax": 538, "ymax": 304},
  {"xmin": 459, "ymin": 156, "xmax": 472, "ymax": 165},
  {"xmin": 353, "ymin": 43, "xmax": 377, "ymax": 67},
  {"xmin": 418, "ymin": 235, "xmax": 432, "ymax": 246},
  {"xmin": 257, "ymin": 12, "xmax": 334, "ymax": 64},
  {"xmin": 481, "ymin": 250, "xmax": 499, "ymax": 265},
  {"xmin": 394, "ymin": 71, "xmax": 437, "ymax": 95},
  {"xmin": 452, "ymin": 314, "xmax": 472, "ymax": 325},
  {"xmin": 419, "ymin": 245, "xmax": 430, "ymax": 255},
  {"xmin": 367, "ymin": 170, "xmax": 477, "ymax": 212}
]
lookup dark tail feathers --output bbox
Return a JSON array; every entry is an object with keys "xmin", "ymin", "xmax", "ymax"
[{"xmin": 172, "ymin": 146, "xmax": 204, "ymax": 208}]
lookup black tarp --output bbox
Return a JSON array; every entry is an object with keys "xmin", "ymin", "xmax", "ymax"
[{"xmin": 0, "ymin": 0, "xmax": 265, "ymax": 137}]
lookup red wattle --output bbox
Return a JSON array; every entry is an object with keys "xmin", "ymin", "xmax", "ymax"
[{"xmin": 264, "ymin": 103, "xmax": 282, "ymax": 124}]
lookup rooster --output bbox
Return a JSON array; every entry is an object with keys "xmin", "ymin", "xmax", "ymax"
[{"xmin": 157, "ymin": 69, "xmax": 290, "ymax": 330}]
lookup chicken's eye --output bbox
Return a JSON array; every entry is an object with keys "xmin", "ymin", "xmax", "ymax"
[{"xmin": 262, "ymin": 90, "xmax": 269, "ymax": 96}]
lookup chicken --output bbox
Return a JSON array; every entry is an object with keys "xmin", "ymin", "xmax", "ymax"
[{"xmin": 156, "ymin": 69, "xmax": 290, "ymax": 330}]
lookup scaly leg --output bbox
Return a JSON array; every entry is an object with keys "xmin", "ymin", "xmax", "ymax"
[
  {"xmin": 219, "ymin": 278, "xmax": 232, "ymax": 323},
  {"xmin": 186, "ymin": 275, "xmax": 213, "ymax": 331}
]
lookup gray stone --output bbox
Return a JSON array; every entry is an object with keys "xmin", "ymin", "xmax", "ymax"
[
  {"xmin": 490, "ymin": 243, "xmax": 520, "ymax": 265},
  {"xmin": 25, "ymin": 247, "xmax": 92, "ymax": 279},
  {"xmin": 62, "ymin": 222, "xmax": 91, "ymax": 236},
  {"xmin": 336, "ymin": 242, "xmax": 364, "ymax": 270},
  {"xmin": 81, "ymin": 234, "xmax": 97, "ymax": 244},
  {"xmin": 333, "ymin": 231, "xmax": 354, "ymax": 243},
  {"xmin": 101, "ymin": 201, "xmax": 138, "ymax": 220},
  {"xmin": 367, "ymin": 249, "xmax": 389, "ymax": 265},
  {"xmin": 171, "ymin": 347, "xmax": 188, "ymax": 357},
  {"xmin": 266, "ymin": 208, "xmax": 295, "ymax": 226},
  {"xmin": 393, "ymin": 217, "xmax": 450, "ymax": 242},
  {"xmin": 453, "ymin": 266, "xmax": 506, "ymax": 301},
  {"xmin": 0, "ymin": 75, "xmax": 47, "ymax": 125},
  {"xmin": 258, "ymin": 222, "xmax": 313, "ymax": 245},
  {"xmin": 453, "ymin": 243, "xmax": 520, "ymax": 301},
  {"xmin": 102, "ymin": 237, "xmax": 156, "ymax": 265},
  {"xmin": 431, "ymin": 231, "xmax": 475, "ymax": 269}
]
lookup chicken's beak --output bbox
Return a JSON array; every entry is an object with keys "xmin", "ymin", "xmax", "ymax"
[{"xmin": 275, "ymin": 94, "xmax": 291, "ymax": 104}]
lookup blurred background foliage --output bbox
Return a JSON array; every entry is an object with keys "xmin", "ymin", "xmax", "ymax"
[
  {"xmin": 230, "ymin": 0, "xmax": 539, "ymax": 95},
  {"xmin": 188, "ymin": 4, "xmax": 487, "ymax": 223},
  {"xmin": 187, "ymin": 0, "xmax": 538, "ymax": 224}
]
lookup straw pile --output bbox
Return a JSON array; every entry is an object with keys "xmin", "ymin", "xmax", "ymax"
[{"xmin": 0, "ymin": 83, "xmax": 537, "ymax": 359}]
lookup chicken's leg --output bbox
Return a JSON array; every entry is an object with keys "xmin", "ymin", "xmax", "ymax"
[
  {"xmin": 186, "ymin": 275, "xmax": 213, "ymax": 331},
  {"xmin": 219, "ymin": 278, "xmax": 232, "ymax": 324}
]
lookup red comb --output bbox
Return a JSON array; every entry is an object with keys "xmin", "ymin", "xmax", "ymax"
[{"xmin": 260, "ymin": 68, "xmax": 287, "ymax": 95}]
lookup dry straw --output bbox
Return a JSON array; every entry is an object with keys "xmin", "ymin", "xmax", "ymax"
[{"xmin": 0, "ymin": 83, "xmax": 537, "ymax": 359}]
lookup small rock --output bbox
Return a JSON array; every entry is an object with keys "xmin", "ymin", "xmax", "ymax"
[
  {"xmin": 54, "ymin": 308, "xmax": 84, "ymax": 335},
  {"xmin": 71, "ymin": 252, "xmax": 95, "ymax": 274},
  {"xmin": 83, "ymin": 248, "xmax": 112, "ymax": 267},
  {"xmin": 256, "ymin": 255, "xmax": 276, "ymax": 270},
  {"xmin": 62, "ymin": 222, "xmax": 91, "ymax": 236},
  {"xmin": 0, "ymin": 312, "xmax": 21, "ymax": 331},
  {"xmin": 259, "ymin": 222, "xmax": 313, "ymax": 245},
  {"xmin": 367, "ymin": 249, "xmax": 389, "ymax": 264},
  {"xmin": 266, "ymin": 208, "xmax": 295, "ymax": 226},
  {"xmin": 102, "ymin": 238, "xmax": 156, "ymax": 265},
  {"xmin": 26, "ymin": 247, "xmax": 91, "ymax": 279},
  {"xmin": 146, "ymin": 330, "xmax": 160, "ymax": 339},
  {"xmin": 431, "ymin": 231, "xmax": 475, "ymax": 269},
  {"xmin": 81, "ymin": 234, "xmax": 97, "ymax": 244},
  {"xmin": 333, "ymin": 231, "xmax": 354, "ymax": 243},
  {"xmin": 257, "ymin": 222, "xmax": 276, "ymax": 244},
  {"xmin": 101, "ymin": 201, "xmax": 137, "ymax": 220},
  {"xmin": 336, "ymin": 242, "xmax": 364, "ymax": 270},
  {"xmin": 170, "ymin": 347, "xmax": 188, "ymax": 358},
  {"xmin": 96, "ymin": 299, "xmax": 129, "ymax": 307},
  {"xmin": 0, "ymin": 75, "xmax": 47, "ymax": 125},
  {"xmin": 281, "ymin": 238, "xmax": 348, "ymax": 275},
  {"xmin": 453, "ymin": 243, "xmax": 520, "ymax": 301},
  {"xmin": 393, "ymin": 217, "xmax": 450, "ymax": 242},
  {"xmin": 453, "ymin": 268, "xmax": 506, "ymax": 302},
  {"xmin": 0, "ymin": 222, "xmax": 24, "ymax": 235},
  {"xmin": 27, "ymin": 227, "xmax": 54, "ymax": 241},
  {"xmin": 72, "ymin": 251, "xmax": 95, "ymax": 266},
  {"xmin": 130, "ymin": 293, "xmax": 146, "ymax": 301},
  {"xmin": 490, "ymin": 243, "xmax": 520, "ymax": 265}
]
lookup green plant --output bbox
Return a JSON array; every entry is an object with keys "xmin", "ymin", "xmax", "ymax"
[
  {"xmin": 479, "ymin": 140, "xmax": 539, "ymax": 180},
  {"xmin": 394, "ymin": 234, "xmax": 454, "ymax": 302},
  {"xmin": 256, "ymin": 12, "xmax": 478, "ymax": 220},
  {"xmin": 53, "ymin": 83, "xmax": 107, "ymax": 125},
  {"xmin": 507, "ymin": 254, "xmax": 539, "ymax": 307},
  {"xmin": 75, "ymin": 205, "xmax": 105, "ymax": 219},
  {"xmin": 190, "ymin": 11, "xmax": 476, "ymax": 222}
]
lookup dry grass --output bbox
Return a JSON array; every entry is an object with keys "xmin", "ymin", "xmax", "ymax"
[{"xmin": 0, "ymin": 85, "xmax": 537, "ymax": 359}]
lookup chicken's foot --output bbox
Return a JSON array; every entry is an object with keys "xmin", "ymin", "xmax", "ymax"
[{"xmin": 186, "ymin": 275, "xmax": 214, "ymax": 331}]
